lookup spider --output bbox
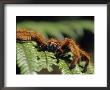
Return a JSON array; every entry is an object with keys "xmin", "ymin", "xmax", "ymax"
[{"xmin": 16, "ymin": 28, "xmax": 90, "ymax": 72}]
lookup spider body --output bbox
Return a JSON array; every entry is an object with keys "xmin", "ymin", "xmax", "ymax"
[
  {"xmin": 16, "ymin": 28, "xmax": 90, "ymax": 72},
  {"xmin": 47, "ymin": 39, "xmax": 62, "ymax": 53}
]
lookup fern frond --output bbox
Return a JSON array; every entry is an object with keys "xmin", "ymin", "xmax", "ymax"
[
  {"xmin": 16, "ymin": 43, "xmax": 36, "ymax": 74},
  {"xmin": 16, "ymin": 42, "xmax": 59, "ymax": 74}
]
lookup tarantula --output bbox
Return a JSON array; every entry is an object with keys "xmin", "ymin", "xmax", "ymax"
[{"xmin": 16, "ymin": 28, "xmax": 90, "ymax": 72}]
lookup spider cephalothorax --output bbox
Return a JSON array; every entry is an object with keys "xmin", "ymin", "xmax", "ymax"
[
  {"xmin": 16, "ymin": 28, "xmax": 90, "ymax": 72},
  {"xmin": 47, "ymin": 39, "xmax": 63, "ymax": 53}
]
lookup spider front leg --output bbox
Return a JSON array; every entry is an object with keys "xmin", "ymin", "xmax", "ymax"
[{"xmin": 61, "ymin": 38, "xmax": 81, "ymax": 70}]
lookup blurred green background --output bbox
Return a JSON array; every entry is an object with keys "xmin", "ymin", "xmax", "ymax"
[{"xmin": 16, "ymin": 16, "xmax": 94, "ymax": 74}]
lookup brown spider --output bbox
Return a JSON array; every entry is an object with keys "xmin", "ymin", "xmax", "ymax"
[{"xmin": 16, "ymin": 28, "xmax": 90, "ymax": 72}]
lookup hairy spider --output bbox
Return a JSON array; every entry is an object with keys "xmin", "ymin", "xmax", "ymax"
[{"xmin": 16, "ymin": 28, "xmax": 90, "ymax": 72}]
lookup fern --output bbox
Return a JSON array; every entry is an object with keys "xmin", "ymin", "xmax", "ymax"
[
  {"xmin": 16, "ymin": 42, "xmax": 58, "ymax": 74},
  {"xmin": 16, "ymin": 43, "xmax": 36, "ymax": 74},
  {"xmin": 16, "ymin": 41, "xmax": 94, "ymax": 74}
]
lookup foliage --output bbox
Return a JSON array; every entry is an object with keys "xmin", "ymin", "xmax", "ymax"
[
  {"xmin": 17, "ymin": 20, "xmax": 94, "ymax": 40},
  {"xmin": 16, "ymin": 42, "xmax": 58, "ymax": 74}
]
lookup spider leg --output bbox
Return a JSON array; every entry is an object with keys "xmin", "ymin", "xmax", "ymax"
[
  {"xmin": 61, "ymin": 38, "xmax": 81, "ymax": 69},
  {"xmin": 30, "ymin": 31, "xmax": 47, "ymax": 48},
  {"xmin": 17, "ymin": 28, "xmax": 47, "ymax": 50}
]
